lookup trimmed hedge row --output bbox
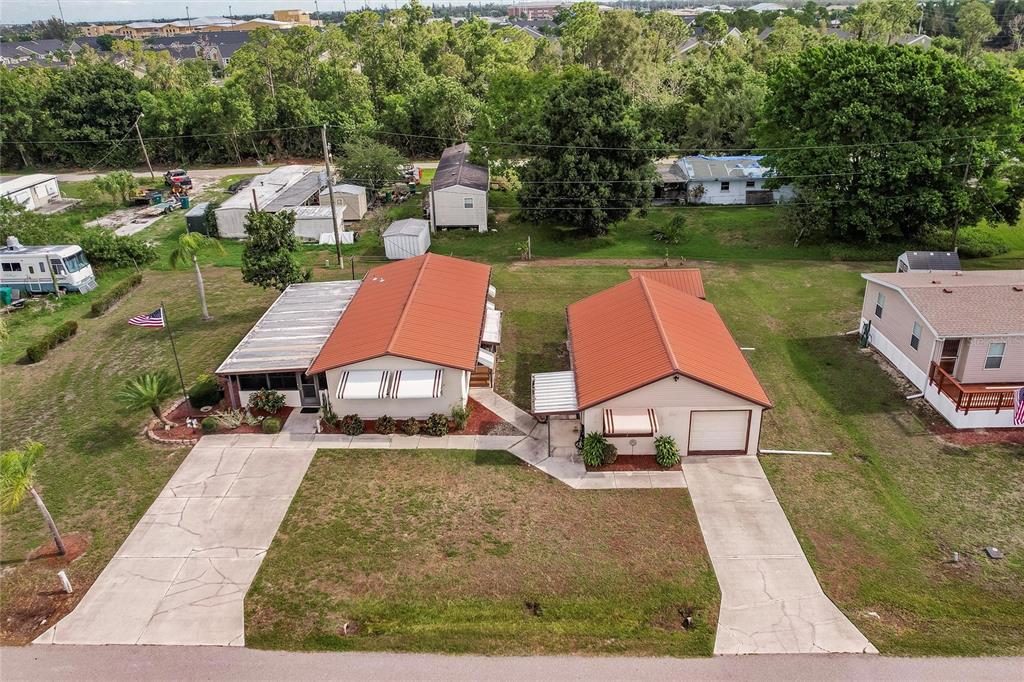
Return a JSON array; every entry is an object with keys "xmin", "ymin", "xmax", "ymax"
[
  {"xmin": 26, "ymin": 320, "xmax": 79, "ymax": 363},
  {"xmin": 91, "ymin": 272, "xmax": 143, "ymax": 316}
]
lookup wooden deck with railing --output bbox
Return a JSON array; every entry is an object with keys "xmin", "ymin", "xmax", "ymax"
[{"xmin": 927, "ymin": 363, "xmax": 1019, "ymax": 414}]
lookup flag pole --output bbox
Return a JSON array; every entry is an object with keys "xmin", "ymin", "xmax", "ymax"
[{"xmin": 161, "ymin": 302, "xmax": 189, "ymax": 403}]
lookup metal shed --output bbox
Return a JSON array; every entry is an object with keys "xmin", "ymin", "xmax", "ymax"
[
  {"xmin": 184, "ymin": 202, "xmax": 210, "ymax": 235},
  {"xmin": 383, "ymin": 218, "xmax": 431, "ymax": 260}
]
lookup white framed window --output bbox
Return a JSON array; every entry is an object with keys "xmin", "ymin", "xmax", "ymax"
[
  {"xmin": 463, "ymin": 197, "xmax": 474, "ymax": 209},
  {"xmin": 720, "ymin": 181, "xmax": 730, "ymax": 192},
  {"xmin": 910, "ymin": 322, "xmax": 921, "ymax": 350},
  {"xmin": 985, "ymin": 342, "xmax": 1005, "ymax": 369},
  {"xmin": 874, "ymin": 292, "xmax": 885, "ymax": 318}
]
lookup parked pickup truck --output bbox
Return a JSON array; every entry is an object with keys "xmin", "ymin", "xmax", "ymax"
[{"xmin": 164, "ymin": 169, "xmax": 193, "ymax": 189}]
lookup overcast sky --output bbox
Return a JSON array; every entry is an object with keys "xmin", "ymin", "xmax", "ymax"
[{"xmin": 0, "ymin": 0, "xmax": 490, "ymax": 25}]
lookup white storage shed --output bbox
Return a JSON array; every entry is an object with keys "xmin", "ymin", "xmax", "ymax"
[
  {"xmin": 320, "ymin": 183, "xmax": 368, "ymax": 220},
  {"xmin": 383, "ymin": 218, "xmax": 431, "ymax": 260},
  {"xmin": 0, "ymin": 174, "xmax": 61, "ymax": 211}
]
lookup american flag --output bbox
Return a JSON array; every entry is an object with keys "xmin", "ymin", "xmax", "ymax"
[
  {"xmin": 1014, "ymin": 387, "xmax": 1024, "ymax": 426},
  {"xmin": 128, "ymin": 307, "xmax": 165, "ymax": 328}
]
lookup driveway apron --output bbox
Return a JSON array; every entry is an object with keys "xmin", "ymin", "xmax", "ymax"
[
  {"xmin": 35, "ymin": 443, "xmax": 314, "ymax": 646},
  {"xmin": 682, "ymin": 455, "xmax": 877, "ymax": 655}
]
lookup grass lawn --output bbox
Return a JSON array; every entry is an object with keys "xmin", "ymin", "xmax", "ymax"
[
  {"xmin": 245, "ymin": 449, "xmax": 719, "ymax": 656},
  {"xmin": 0, "ymin": 267, "xmax": 279, "ymax": 643},
  {"xmin": 491, "ymin": 261, "xmax": 1024, "ymax": 656}
]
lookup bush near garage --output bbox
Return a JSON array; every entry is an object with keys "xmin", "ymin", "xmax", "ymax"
[{"xmin": 654, "ymin": 435, "xmax": 681, "ymax": 468}]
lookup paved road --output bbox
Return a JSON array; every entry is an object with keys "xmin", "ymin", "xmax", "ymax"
[
  {"xmin": 5, "ymin": 647, "xmax": 1022, "ymax": 681},
  {"xmin": 682, "ymin": 455, "xmax": 876, "ymax": 655},
  {"xmin": 35, "ymin": 442, "xmax": 315, "ymax": 646}
]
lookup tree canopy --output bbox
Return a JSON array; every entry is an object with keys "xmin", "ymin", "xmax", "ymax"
[{"xmin": 241, "ymin": 210, "xmax": 306, "ymax": 290}]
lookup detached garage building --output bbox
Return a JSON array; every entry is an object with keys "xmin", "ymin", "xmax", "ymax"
[{"xmin": 532, "ymin": 269, "xmax": 771, "ymax": 456}]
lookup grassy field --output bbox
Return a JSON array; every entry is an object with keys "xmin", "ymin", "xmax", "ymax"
[{"xmin": 246, "ymin": 449, "xmax": 719, "ymax": 656}]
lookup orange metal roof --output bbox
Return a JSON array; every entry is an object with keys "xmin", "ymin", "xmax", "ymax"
[
  {"xmin": 567, "ymin": 277, "xmax": 771, "ymax": 409},
  {"xmin": 628, "ymin": 269, "xmax": 705, "ymax": 298},
  {"xmin": 308, "ymin": 254, "xmax": 491, "ymax": 373}
]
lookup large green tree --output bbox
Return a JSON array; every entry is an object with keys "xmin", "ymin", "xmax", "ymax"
[
  {"xmin": 518, "ymin": 69, "xmax": 665, "ymax": 236},
  {"xmin": 241, "ymin": 210, "xmax": 306, "ymax": 290},
  {"xmin": 757, "ymin": 42, "xmax": 1024, "ymax": 244},
  {"xmin": 337, "ymin": 137, "xmax": 406, "ymax": 191},
  {"xmin": 957, "ymin": 0, "xmax": 1000, "ymax": 58}
]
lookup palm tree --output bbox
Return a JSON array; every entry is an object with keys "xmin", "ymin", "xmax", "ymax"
[
  {"xmin": 117, "ymin": 372, "xmax": 178, "ymax": 428},
  {"xmin": 1, "ymin": 441, "xmax": 66, "ymax": 556},
  {"xmin": 169, "ymin": 232, "xmax": 224, "ymax": 321}
]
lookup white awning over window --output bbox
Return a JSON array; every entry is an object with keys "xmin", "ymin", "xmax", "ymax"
[
  {"xmin": 486, "ymin": 299, "xmax": 496, "ymax": 311},
  {"xmin": 390, "ymin": 369, "xmax": 443, "ymax": 399},
  {"xmin": 338, "ymin": 370, "xmax": 391, "ymax": 399},
  {"xmin": 603, "ymin": 409, "xmax": 659, "ymax": 436},
  {"xmin": 477, "ymin": 347, "xmax": 495, "ymax": 369},
  {"xmin": 482, "ymin": 309, "xmax": 502, "ymax": 345}
]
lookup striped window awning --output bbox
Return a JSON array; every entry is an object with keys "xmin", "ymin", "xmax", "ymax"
[
  {"xmin": 338, "ymin": 370, "xmax": 391, "ymax": 399},
  {"xmin": 603, "ymin": 409, "xmax": 659, "ymax": 436},
  {"xmin": 391, "ymin": 369, "xmax": 443, "ymax": 399}
]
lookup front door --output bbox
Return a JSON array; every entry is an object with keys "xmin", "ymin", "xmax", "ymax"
[
  {"xmin": 299, "ymin": 373, "xmax": 318, "ymax": 407},
  {"xmin": 939, "ymin": 339, "xmax": 961, "ymax": 374}
]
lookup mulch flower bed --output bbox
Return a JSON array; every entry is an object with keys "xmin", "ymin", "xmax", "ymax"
[
  {"xmin": 586, "ymin": 455, "xmax": 681, "ymax": 472},
  {"xmin": 149, "ymin": 399, "xmax": 294, "ymax": 442},
  {"xmin": 318, "ymin": 398, "xmax": 521, "ymax": 437},
  {"xmin": 929, "ymin": 423, "xmax": 1024, "ymax": 447}
]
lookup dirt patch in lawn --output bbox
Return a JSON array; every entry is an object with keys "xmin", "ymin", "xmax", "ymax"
[
  {"xmin": 246, "ymin": 448, "xmax": 719, "ymax": 656},
  {"xmin": 26, "ymin": 532, "xmax": 91, "ymax": 566}
]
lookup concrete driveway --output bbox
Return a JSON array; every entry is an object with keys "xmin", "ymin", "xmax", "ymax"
[
  {"xmin": 682, "ymin": 455, "xmax": 876, "ymax": 655},
  {"xmin": 35, "ymin": 443, "xmax": 314, "ymax": 646}
]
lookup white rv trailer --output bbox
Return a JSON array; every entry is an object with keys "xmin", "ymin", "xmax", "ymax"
[{"xmin": 1, "ymin": 236, "xmax": 97, "ymax": 294}]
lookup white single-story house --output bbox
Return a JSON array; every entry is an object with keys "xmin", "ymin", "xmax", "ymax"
[
  {"xmin": 320, "ymin": 183, "xmax": 368, "ymax": 221},
  {"xmin": 429, "ymin": 142, "xmax": 489, "ymax": 233},
  {"xmin": 896, "ymin": 250, "xmax": 961, "ymax": 273},
  {"xmin": 859, "ymin": 270, "xmax": 1024, "ymax": 429},
  {"xmin": 383, "ymin": 218, "xmax": 431, "ymax": 260},
  {"xmin": 0, "ymin": 174, "xmax": 62, "ymax": 211},
  {"xmin": 214, "ymin": 165, "xmax": 324, "ymax": 238},
  {"xmin": 217, "ymin": 254, "xmax": 501, "ymax": 419},
  {"xmin": 532, "ymin": 269, "xmax": 772, "ymax": 456},
  {"xmin": 676, "ymin": 155, "xmax": 794, "ymax": 205}
]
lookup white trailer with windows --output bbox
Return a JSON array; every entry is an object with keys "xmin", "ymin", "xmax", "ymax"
[
  {"xmin": 0, "ymin": 174, "xmax": 62, "ymax": 212},
  {"xmin": 1, "ymin": 236, "xmax": 97, "ymax": 294}
]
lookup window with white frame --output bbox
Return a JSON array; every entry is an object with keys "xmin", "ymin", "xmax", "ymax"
[
  {"xmin": 985, "ymin": 342, "xmax": 1005, "ymax": 369},
  {"xmin": 463, "ymin": 197, "xmax": 474, "ymax": 209},
  {"xmin": 720, "ymin": 181, "xmax": 730, "ymax": 192},
  {"xmin": 910, "ymin": 321, "xmax": 921, "ymax": 350},
  {"xmin": 874, "ymin": 291, "xmax": 885, "ymax": 318}
]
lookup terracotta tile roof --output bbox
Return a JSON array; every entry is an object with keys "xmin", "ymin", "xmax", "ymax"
[
  {"xmin": 308, "ymin": 254, "xmax": 491, "ymax": 373},
  {"xmin": 863, "ymin": 270, "xmax": 1024, "ymax": 337},
  {"xmin": 628, "ymin": 268, "xmax": 706, "ymax": 299},
  {"xmin": 567, "ymin": 277, "xmax": 771, "ymax": 409}
]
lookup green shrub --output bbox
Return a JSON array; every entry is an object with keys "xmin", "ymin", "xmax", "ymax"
[
  {"xmin": 320, "ymin": 395, "xmax": 339, "ymax": 428},
  {"xmin": 79, "ymin": 229, "xmax": 156, "ymax": 268},
  {"xmin": 375, "ymin": 414, "xmax": 396, "ymax": 435},
  {"xmin": 425, "ymin": 412, "xmax": 449, "ymax": 437},
  {"xmin": 580, "ymin": 432, "xmax": 611, "ymax": 467},
  {"xmin": 340, "ymin": 414, "xmax": 364, "ymax": 436},
  {"xmin": 248, "ymin": 388, "xmax": 285, "ymax": 414},
  {"xmin": 262, "ymin": 417, "xmax": 282, "ymax": 434},
  {"xmin": 90, "ymin": 272, "xmax": 143, "ymax": 316},
  {"xmin": 450, "ymin": 402, "xmax": 473, "ymax": 431},
  {"xmin": 203, "ymin": 202, "xmax": 220, "ymax": 238},
  {"xmin": 201, "ymin": 417, "xmax": 218, "ymax": 433},
  {"xmin": 954, "ymin": 226, "xmax": 1010, "ymax": 258},
  {"xmin": 654, "ymin": 435, "xmax": 681, "ymax": 468},
  {"xmin": 651, "ymin": 214, "xmax": 686, "ymax": 244},
  {"xmin": 188, "ymin": 373, "xmax": 221, "ymax": 409},
  {"xmin": 24, "ymin": 319, "xmax": 78, "ymax": 363},
  {"xmin": 402, "ymin": 417, "xmax": 420, "ymax": 436},
  {"xmin": 602, "ymin": 441, "xmax": 618, "ymax": 465}
]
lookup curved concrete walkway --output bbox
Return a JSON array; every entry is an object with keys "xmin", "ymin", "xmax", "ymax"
[{"xmin": 682, "ymin": 455, "xmax": 876, "ymax": 655}]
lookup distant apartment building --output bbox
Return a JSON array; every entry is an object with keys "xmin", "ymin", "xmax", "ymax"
[
  {"xmin": 507, "ymin": 2, "xmax": 563, "ymax": 21},
  {"xmin": 273, "ymin": 9, "xmax": 321, "ymax": 25},
  {"xmin": 79, "ymin": 24, "xmax": 124, "ymax": 37}
]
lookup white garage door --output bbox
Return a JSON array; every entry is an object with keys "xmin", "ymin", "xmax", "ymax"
[{"xmin": 688, "ymin": 410, "xmax": 750, "ymax": 454}]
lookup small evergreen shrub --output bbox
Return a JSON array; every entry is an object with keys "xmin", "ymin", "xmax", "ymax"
[
  {"xmin": 25, "ymin": 320, "xmax": 78, "ymax": 363},
  {"xmin": 402, "ymin": 417, "xmax": 420, "ymax": 436},
  {"xmin": 654, "ymin": 435, "xmax": 681, "ymax": 468},
  {"xmin": 601, "ymin": 441, "xmax": 618, "ymax": 466},
  {"xmin": 340, "ymin": 414, "xmax": 364, "ymax": 436},
  {"xmin": 90, "ymin": 272, "xmax": 143, "ymax": 316},
  {"xmin": 248, "ymin": 388, "xmax": 285, "ymax": 414},
  {"xmin": 425, "ymin": 412, "xmax": 449, "ymax": 436},
  {"xmin": 188, "ymin": 373, "xmax": 221, "ymax": 409},
  {"xmin": 450, "ymin": 402, "xmax": 473, "ymax": 431},
  {"xmin": 261, "ymin": 417, "xmax": 281, "ymax": 434},
  {"xmin": 201, "ymin": 417, "xmax": 218, "ymax": 433},
  {"xmin": 375, "ymin": 414, "xmax": 396, "ymax": 435},
  {"xmin": 320, "ymin": 395, "xmax": 339, "ymax": 427},
  {"xmin": 580, "ymin": 432, "xmax": 611, "ymax": 468}
]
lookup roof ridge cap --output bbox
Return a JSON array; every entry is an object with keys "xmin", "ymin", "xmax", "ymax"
[
  {"xmin": 387, "ymin": 255, "xmax": 431, "ymax": 356},
  {"xmin": 638, "ymin": 277, "xmax": 680, "ymax": 374}
]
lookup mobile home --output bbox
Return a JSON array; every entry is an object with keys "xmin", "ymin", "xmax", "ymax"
[
  {"xmin": 1, "ymin": 236, "xmax": 97, "ymax": 294},
  {"xmin": 0, "ymin": 174, "xmax": 62, "ymax": 212}
]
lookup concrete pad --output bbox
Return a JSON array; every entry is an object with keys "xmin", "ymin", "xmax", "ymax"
[
  {"xmin": 649, "ymin": 470, "xmax": 687, "ymax": 488},
  {"xmin": 612, "ymin": 471, "xmax": 652, "ymax": 489},
  {"xmin": 475, "ymin": 435, "xmax": 521, "ymax": 451},
  {"xmin": 692, "ymin": 499, "xmax": 805, "ymax": 558},
  {"xmin": 683, "ymin": 456, "xmax": 777, "ymax": 503},
  {"xmin": 446, "ymin": 435, "xmax": 479, "ymax": 449},
  {"xmin": 272, "ymin": 432, "xmax": 315, "ymax": 446},
  {"xmin": 349, "ymin": 434, "xmax": 392, "ymax": 448},
  {"xmin": 195, "ymin": 434, "xmax": 238, "ymax": 446},
  {"xmin": 574, "ymin": 472, "xmax": 616, "ymax": 490},
  {"xmin": 231, "ymin": 434, "xmax": 278, "ymax": 446},
  {"xmin": 389, "ymin": 435, "xmax": 421, "ymax": 449},
  {"xmin": 508, "ymin": 438, "xmax": 547, "ymax": 464},
  {"xmin": 312, "ymin": 434, "xmax": 353, "ymax": 448},
  {"xmin": 226, "ymin": 450, "xmax": 314, "ymax": 497},
  {"xmin": 419, "ymin": 435, "xmax": 449, "ymax": 449}
]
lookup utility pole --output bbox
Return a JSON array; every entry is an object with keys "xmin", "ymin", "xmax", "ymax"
[
  {"xmin": 951, "ymin": 150, "xmax": 972, "ymax": 252},
  {"xmin": 186, "ymin": 6, "xmax": 193, "ymax": 32},
  {"xmin": 56, "ymin": 0, "xmax": 65, "ymax": 24},
  {"xmin": 134, "ymin": 113, "xmax": 155, "ymax": 180},
  {"xmin": 321, "ymin": 124, "xmax": 344, "ymax": 269}
]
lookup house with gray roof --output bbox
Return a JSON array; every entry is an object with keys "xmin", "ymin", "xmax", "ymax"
[
  {"xmin": 897, "ymin": 251, "xmax": 962, "ymax": 273},
  {"xmin": 859, "ymin": 270, "xmax": 1024, "ymax": 429},
  {"xmin": 429, "ymin": 142, "xmax": 490, "ymax": 233},
  {"xmin": 675, "ymin": 155, "xmax": 794, "ymax": 205}
]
